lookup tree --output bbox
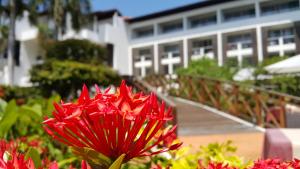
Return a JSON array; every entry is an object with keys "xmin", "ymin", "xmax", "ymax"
[
  {"xmin": 30, "ymin": 39, "xmax": 121, "ymax": 98},
  {"xmin": 0, "ymin": 0, "xmax": 91, "ymax": 85},
  {"xmin": 41, "ymin": 0, "xmax": 91, "ymax": 39}
]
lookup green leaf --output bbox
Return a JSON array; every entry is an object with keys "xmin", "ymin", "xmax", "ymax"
[
  {"xmin": 72, "ymin": 147, "xmax": 112, "ymax": 167},
  {"xmin": 0, "ymin": 100, "xmax": 19, "ymax": 138},
  {"xmin": 0, "ymin": 99, "xmax": 7, "ymax": 115},
  {"xmin": 57, "ymin": 157, "xmax": 77, "ymax": 167},
  {"xmin": 25, "ymin": 148, "xmax": 42, "ymax": 168},
  {"xmin": 109, "ymin": 154, "xmax": 125, "ymax": 169},
  {"xmin": 20, "ymin": 104, "xmax": 42, "ymax": 120}
]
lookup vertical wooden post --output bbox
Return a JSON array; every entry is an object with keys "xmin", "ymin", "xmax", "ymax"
[
  {"xmin": 278, "ymin": 96, "xmax": 287, "ymax": 128},
  {"xmin": 254, "ymin": 90, "xmax": 263, "ymax": 127}
]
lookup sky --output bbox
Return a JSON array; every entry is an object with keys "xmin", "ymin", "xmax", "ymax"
[{"xmin": 92, "ymin": 0, "xmax": 201, "ymax": 17}]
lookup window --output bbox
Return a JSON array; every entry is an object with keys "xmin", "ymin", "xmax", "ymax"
[
  {"xmin": 227, "ymin": 34, "xmax": 252, "ymax": 50},
  {"xmin": 132, "ymin": 26, "xmax": 154, "ymax": 38},
  {"xmin": 223, "ymin": 5, "xmax": 255, "ymax": 22},
  {"xmin": 191, "ymin": 39, "xmax": 213, "ymax": 55},
  {"xmin": 163, "ymin": 44, "xmax": 180, "ymax": 58},
  {"xmin": 159, "ymin": 20, "xmax": 183, "ymax": 34},
  {"xmin": 268, "ymin": 27, "xmax": 295, "ymax": 46},
  {"xmin": 188, "ymin": 13, "xmax": 217, "ymax": 28},
  {"xmin": 134, "ymin": 49, "xmax": 151, "ymax": 62},
  {"xmin": 139, "ymin": 49, "xmax": 152, "ymax": 60},
  {"xmin": 261, "ymin": 0, "xmax": 299, "ymax": 16}
]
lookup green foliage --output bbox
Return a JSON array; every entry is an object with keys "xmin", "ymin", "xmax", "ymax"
[
  {"xmin": 261, "ymin": 56, "xmax": 289, "ymax": 67},
  {"xmin": 197, "ymin": 141, "xmax": 247, "ymax": 168},
  {"xmin": 253, "ymin": 56, "xmax": 300, "ymax": 96},
  {"xmin": 30, "ymin": 60, "xmax": 120, "ymax": 98},
  {"xmin": 45, "ymin": 39, "xmax": 107, "ymax": 64},
  {"xmin": 145, "ymin": 141, "xmax": 248, "ymax": 169},
  {"xmin": 30, "ymin": 39, "xmax": 121, "ymax": 98},
  {"xmin": 0, "ymin": 96, "xmax": 81, "ymax": 168},
  {"xmin": 0, "ymin": 85, "xmax": 42, "ymax": 101},
  {"xmin": 177, "ymin": 58, "xmax": 237, "ymax": 80},
  {"xmin": 0, "ymin": 95, "xmax": 60, "ymax": 139},
  {"xmin": 0, "ymin": 25, "xmax": 8, "ymax": 52}
]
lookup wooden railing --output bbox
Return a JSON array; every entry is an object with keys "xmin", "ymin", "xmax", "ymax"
[
  {"xmin": 144, "ymin": 75, "xmax": 300, "ymax": 128},
  {"xmin": 126, "ymin": 77, "xmax": 178, "ymax": 134}
]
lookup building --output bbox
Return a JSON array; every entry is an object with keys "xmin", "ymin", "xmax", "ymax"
[{"xmin": 1, "ymin": 0, "xmax": 300, "ymax": 86}]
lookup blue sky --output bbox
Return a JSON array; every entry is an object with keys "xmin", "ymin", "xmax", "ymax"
[{"xmin": 92, "ymin": 0, "xmax": 201, "ymax": 17}]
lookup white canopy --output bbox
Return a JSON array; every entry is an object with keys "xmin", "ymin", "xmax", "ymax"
[{"xmin": 265, "ymin": 55, "xmax": 300, "ymax": 74}]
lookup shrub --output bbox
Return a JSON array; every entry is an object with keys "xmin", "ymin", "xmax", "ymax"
[
  {"xmin": 45, "ymin": 39, "xmax": 107, "ymax": 64},
  {"xmin": 253, "ymin": 56, "xmax": 300, "ymax": 96},
  {"xmin": 0, "ymin": 85, "xmax": 42, "ymax": 102},
  {"xmin": 30, "ymin": 39, "xmax": 121, "ymax": 98},
  {"xmin": 177, "ymin": 58, "xmax": 237, "ymax": 81},
  {"xmin": 30, "ymin": 60, "xmax": 120, "ymax": 98}
]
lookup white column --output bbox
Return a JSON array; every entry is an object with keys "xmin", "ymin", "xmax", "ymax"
[
  {"xmin": 237, "ymin": 43, "xmax": 243, "ymax": 67},
  {"xmin": 183, "ymin": 17, "xmax": 188, "ymax": 30},
  {"xmin": 217, "ymin": 32, "xmax": 223, "ymax": 66},
  {"xmin": 255, "ymin": 1, "xmax": 260, "ymax": 18},
  {"xmin": 93, "ymin": 16, "xmax": 97, "ymax": 32},
  {"xmin": 217, "ymin": 9, "xmax": 222, "ymax": 24},
  {"xmin": 168, "ymin": 53, "xmax": 173, "ymax": 74},
  {"xmin": 279, "ymin": 37, "xmax": 285, "ymax": 56},
  {"xmin": 154, "ymin": 23, "xmax": 158, "ymax": 36},
  {"xmin": 256, "ymin": 26, "xmax": 264, "ymax": 63},
  {"xmin": 183, "ymin": 38, "xmax": 188, "ymax": 68},
  {"xmin": 128, "ymin": 47, "xmax": 133, "ymax": 75},
  {"xmin": 154, "ymin": 43, "xmax": 159, "ymax": 73}
]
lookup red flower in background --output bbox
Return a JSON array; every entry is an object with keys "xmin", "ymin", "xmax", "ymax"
[
  {"xmin": 43, "ymin": 81, "xmax": 182, "ymax": 166},
  {"xmin": 198, "ymin": 161, "xmax": 238, "ymax": 169},
  {"xmin": 0, "ymin": 140, "xmax": 35, "ymax": 169},
  {"xmin": 289, "ymin": 159, "xmax": 300, "ymax": 169},
  {"xmin": 250, "ymin": 159, "xmax": 289, "ymax": 169}
]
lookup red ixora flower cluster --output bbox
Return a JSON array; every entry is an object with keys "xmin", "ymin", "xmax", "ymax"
[
  {"xmin": 0, "ymin": 139, "xmax": 34, "ymax": 169},
  {"xmin": 249, "ymin": 158, "xmax": 300, "ymax": 169},
  {"xmin": 198, "ymin": 161, "xmax": 238, "ymax": 169},
  {"xmin": 43, "ymin": 81, "xmax": 182, "ymax": 163}
]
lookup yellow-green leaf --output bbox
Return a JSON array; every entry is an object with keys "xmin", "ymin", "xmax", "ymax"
[{"xmin": 108, "ymin": 154, "xmax": 126, "ymax": 169}]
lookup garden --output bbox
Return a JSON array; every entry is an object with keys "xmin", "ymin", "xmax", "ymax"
[{"xmin": 0, "ymin": 40, "xmax": 299, "ymax": 169}]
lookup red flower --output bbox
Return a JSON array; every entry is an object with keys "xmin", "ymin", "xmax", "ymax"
[
  {"xmin": 198, "ymin": 161, "xmax": 238, "ymax": 169},
  {"xmin": 250, "ymin": 159, "xmax": 289, "ymax": 169},
  {"xmin": 0, "ymin": 140, "xmax": 35, "ymax": 169},
  {"xmin": 43, "ymin": 81, "xmax": 182, "ymax": 166},
  {"xmin": 289, "ymin": 159, "xmax": 300, "ymax": 169}
]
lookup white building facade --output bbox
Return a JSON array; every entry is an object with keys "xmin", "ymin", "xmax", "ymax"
[{"xmin": 1, "ymin": 0, "xmax": 300, "ymax": 86}]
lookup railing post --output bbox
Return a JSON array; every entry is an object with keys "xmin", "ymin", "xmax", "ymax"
[
  {"xmin": 172, "ymin": 107, "xmax": 178, "ymax": 135},
  {"xmin": 278, "ymin": 96, "xmax": 287, "ymax": 128},
  {"xmin": 254, "ymin": 90, "xmax": 263, "ymax": 127}
]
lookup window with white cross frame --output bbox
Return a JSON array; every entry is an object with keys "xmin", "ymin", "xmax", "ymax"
[
  {"xmin": 161, "ymin": 44, "xmax": 181, "ymax": 74},
  {"xmin": 134, "ymin": 48, "xmax": 153, "ymax": 77}
]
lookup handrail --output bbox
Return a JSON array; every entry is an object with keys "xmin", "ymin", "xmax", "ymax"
[
  {"xmin": 182, "ymin": 74, "xmax": 300, "ymax": 103},
  {"xmin": 144, "ymin": 74, "xmax": 300, "ymax": 128},
  {"xmin": 134, "ymin": 78, "xmax": 177, "ymax": 108}
]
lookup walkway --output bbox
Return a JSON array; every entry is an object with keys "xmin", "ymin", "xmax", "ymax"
[{"xmin": 171, "ymin": 97, "xmax": 262, "ymax": 136}]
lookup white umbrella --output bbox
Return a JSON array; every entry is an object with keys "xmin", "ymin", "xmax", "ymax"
[{"xmin": 265, "ymin": 55, "xmax": 300, "ymax": 74}]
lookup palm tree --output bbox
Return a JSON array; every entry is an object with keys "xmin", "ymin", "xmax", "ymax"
[
  {"xmin": 1, "ymin": 0, "xmax": 91, "ymax": 85},
  {"xmin": 41, "ymin": 0, "xmax": 91, "ymax": 39}
]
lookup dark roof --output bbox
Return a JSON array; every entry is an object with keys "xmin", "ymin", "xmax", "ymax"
[
  {"xmin": 128, "ymin": 0, "xmax": 237, "ymax": 23},
  {"xmin": 92, "ymin": 9, "xmax": 122, "ymax": 20}
]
